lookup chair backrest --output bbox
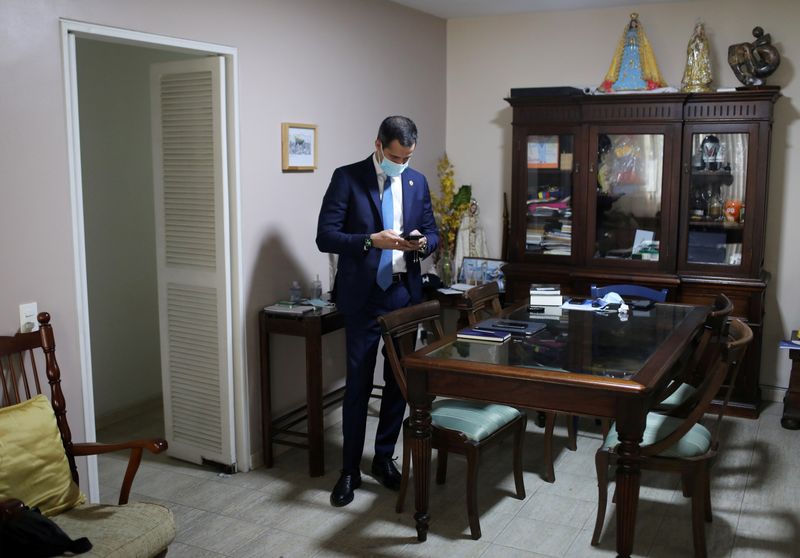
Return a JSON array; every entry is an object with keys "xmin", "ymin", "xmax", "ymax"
[
  {"xmin": 0, "ymin": 313, "xmax": 78, "ymax": 484},
  {"xmin": 590, "ymin": 284, "xmax": 668, "ymax": 302},
  {"xmin": 643, "ymin": 317, "xmax": 752, "ymax": 457},
  {"xmin": 686, "ymin": 293, "xmax": 734, "ymax": 382},
  {"xmin": 377, "ymin": 300, "xmax": 444, "ymax": 400},
  {"xmin": 463, "ymin": 281, "xmax": 502, "ymax": 325},
  {"xmin": 657, "ymin": 293, "xmax": 735, "ymax": 414}
]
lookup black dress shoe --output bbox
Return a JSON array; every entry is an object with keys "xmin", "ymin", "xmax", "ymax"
[
  {"xmin": 330, "ymin": 471, "xmax": 361, "ymax": 507},
  {"xmin": 371, "ymin": 457, "xmax": 402, "ymax": 491}
]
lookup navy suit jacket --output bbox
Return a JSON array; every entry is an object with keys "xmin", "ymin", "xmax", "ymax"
[{"xmin": 316, "ymin": 155, "xmax": 440, "ymax": 316}]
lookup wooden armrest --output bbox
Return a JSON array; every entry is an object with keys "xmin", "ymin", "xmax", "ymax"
[
  {"xmin": 73, "ymin": 438, "xmax": 168, "ymax": 505},
  {"xmin": 0, "ymin": 499, "xmax": 26, "ymax": 520},
  {"xmin": 72, "ymin": 438, "xmax": 167, "ymax": 456}
]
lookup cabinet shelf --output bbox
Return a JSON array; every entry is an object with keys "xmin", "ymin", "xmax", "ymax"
[{"xmin": 689, "ymin": 220, "xmax": 744, "ymax": 230}]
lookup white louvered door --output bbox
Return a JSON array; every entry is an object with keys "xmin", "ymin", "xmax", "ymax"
[{"xmin": 150, "ymin": 57, "xmax": 235, "ymax": 467}]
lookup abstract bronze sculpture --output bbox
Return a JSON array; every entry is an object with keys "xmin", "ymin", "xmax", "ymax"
[{"xmin": 728, "ymin": 27, "xmax": 780, "ymax": 87}]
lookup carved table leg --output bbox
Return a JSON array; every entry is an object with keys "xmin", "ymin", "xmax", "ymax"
[
  {"xmin": 613, "ymin": 406, "xmax": 645, "ymax": 558},
  {"xmin": 409, "ymin": 398, "xmax": 432, "ymax": 541},
  {"xmin": 614, "ymin": 436, "xmax": 641, "ymax": 558}
]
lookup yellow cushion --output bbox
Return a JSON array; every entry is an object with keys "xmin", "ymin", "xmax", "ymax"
[{"xmin": 0, "ymin": 394, "xmax": 85, "ymax": 516}]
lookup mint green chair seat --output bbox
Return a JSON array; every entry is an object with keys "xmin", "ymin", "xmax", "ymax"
[
  {"xmin": 657, "ymin": 382, "xmax": 698, "ymax": 411},
  {"xmin": 378, "ymin": 300, "xmax": 527, "ymax": 541},
  {"xmin": 432, "ymin": 399, "xmax": 522, "ymax": 442},
  {"xmin": 603, "ymin": 412, "xmax": 711, "ymax": 458}
]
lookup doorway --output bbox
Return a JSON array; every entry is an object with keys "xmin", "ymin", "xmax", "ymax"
[{"xmin": 61, "ymin": 20, "xmax": 249, "ymax": 501}]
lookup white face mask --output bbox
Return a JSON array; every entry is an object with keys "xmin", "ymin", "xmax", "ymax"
[{"xmin": 379, "ymin": 148, "xmax": 409, "ymax": 177}]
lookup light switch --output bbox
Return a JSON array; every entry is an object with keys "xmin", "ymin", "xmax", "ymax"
[{"xmin": 19, "ymin": 302, "xmax": 38, "ymax": 333}]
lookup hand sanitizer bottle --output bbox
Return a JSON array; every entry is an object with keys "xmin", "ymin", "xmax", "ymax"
[
  {"xmin": 311, "ymin": 275, "xmax": 323, "ymax": 299},
  {"xmin": 289, "ymin": 280, "xmax": 302, "ymax": 302}
]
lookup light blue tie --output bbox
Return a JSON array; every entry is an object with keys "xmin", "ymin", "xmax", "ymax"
[{"xmin": 377, "ymin": 176, "xmax": 394, "ymax": 290}]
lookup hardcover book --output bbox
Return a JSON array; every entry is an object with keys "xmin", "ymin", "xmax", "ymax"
[
  {"xmin": 473, "ymin": 318, "xmax": 547, "ymax": 336},
  {"xmin": 456, "ymin": 328, "xmax": 511, "ymax": 343},
  {"xmin": 529, "ymin": 284, "xmax": 562, "ymax": 306}
]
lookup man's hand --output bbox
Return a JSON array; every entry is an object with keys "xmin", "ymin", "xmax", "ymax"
[
  {"xmin": 406, "ymin": 229, "xmax": 427, "ymax": 253},
  {"xmin": 371, "ymin": 230, "xmax": 416, "ymax": 251}
]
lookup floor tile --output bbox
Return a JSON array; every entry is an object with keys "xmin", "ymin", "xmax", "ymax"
[
  {"xmin": 94, "ymin": 398, "xmax": 799, "ymax": 557},
  {"xmin": 498, "ymin": 516, "xmax": 580, "ymax": 557}
]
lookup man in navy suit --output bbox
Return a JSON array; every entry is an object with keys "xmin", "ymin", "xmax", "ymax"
[{"xmin": 316, "ymin": 116, "xmax": 439, "ymax": 507}]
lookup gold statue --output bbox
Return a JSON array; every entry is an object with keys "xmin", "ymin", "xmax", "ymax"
[{"xmin": 681, "ymin": 21, "xmax": 713, "ymax": 93}]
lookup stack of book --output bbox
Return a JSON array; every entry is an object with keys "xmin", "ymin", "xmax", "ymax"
[{"xmin": 529, "ymin": 284, "xmax": 563, "ymax": 307}]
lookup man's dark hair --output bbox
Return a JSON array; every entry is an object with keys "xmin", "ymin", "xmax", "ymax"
[{"xmin": 378, "ymin": 116, "xmax": 417, "ymax": 148}]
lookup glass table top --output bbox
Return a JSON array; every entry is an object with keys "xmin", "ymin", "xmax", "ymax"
[{"xmin": 425, "ymin": 304, "xmax": 696, "ymax": 380}]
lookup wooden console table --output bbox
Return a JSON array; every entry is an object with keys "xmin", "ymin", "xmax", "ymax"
[
  {"xmin": 782, "ymin": 348, "xmax": 800, "ymax": 429},
  {"xmin": 259, "ymin": 306, "xmax": 345, "ymax": 476}
]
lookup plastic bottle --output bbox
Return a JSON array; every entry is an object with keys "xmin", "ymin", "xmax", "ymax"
[
  {"xmin": 289, "ymin": 280, "xmax": 302, "ymax": 302},
  {"xmin": 311, "ymin": 274, "xmax": 323, "ymax": 299}
]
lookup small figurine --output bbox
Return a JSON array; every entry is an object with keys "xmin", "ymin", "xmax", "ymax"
[
  {"xmin": 681, "ymin": 21, "xmax": 713, "ymax": 93},
  {"xmin": 454, "ymin": 198, "xmax": 489, "ymax": 280},
  {"xmin": 599, "ymin": 13, "xmax": 667, "ymax": 92},
  {"xmin": 728, "ymin": 27, "xmax": 781, "ymax": 87}
]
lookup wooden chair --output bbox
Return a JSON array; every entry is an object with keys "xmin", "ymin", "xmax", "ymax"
[
  {"xmin": 656, "ymin": 293, "xmax": 734, "ymax": 413},
  {"xmin": 591, "ymin": 318, "xmax": 753, "ymax": 558},
  {"xmin": 0, "ymin": 312, "xmax": 175, "ymax": 557},
  {"xmin": 378, "ymin": 300, "xmax": 526, "ymax": 540},
  {"xmin": 462, "ymin": 281, "xmax": 570, "ymax": 482},
  {"xmin": 590, "ymin": 283, "xmax": 668, "ymax": 302}
]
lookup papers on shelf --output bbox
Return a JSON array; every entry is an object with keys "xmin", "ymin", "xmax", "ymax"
[
  {"xmin": 263, "ymin": 303, "xmax": 315, "ymax": 315},
  {"xmin": 437, "ymin": 283, "xmax": 477, "ymax": 295},
  {"xmin": 437, "ymin": 288, "xmax": 465, "ymax": 295},
  {"xmin": 780, "ymin": 340, "xmax": 800, "ymax": 350},
  {"xmin": 449, "ymin": 283, "xmax": 475, "ymax": 292},
  {"xmin": 561, "ymin": 298, "xmax": 607, "ymax": 311}
]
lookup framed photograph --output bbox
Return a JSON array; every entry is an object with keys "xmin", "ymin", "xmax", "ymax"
[
  {"xmin": 458, "ymin": 257, "xmax": 507, "ymax": 292},
  {"xmin": 282, "ymin": 122, "xmax": 317, "ymax": 171},
  {"xmin": 527, "ymin": 135, "xmax": 559, "ymax": 169}
]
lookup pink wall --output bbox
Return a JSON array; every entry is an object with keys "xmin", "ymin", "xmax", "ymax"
[{"xmin": 0, "ymin": 0, "xmax": 446, "ymax": 480}]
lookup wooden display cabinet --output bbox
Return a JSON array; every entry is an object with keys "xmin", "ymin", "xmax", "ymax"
[{"xmin": 503, "ymin": 89, "xmax": 780, "ymax": 417}]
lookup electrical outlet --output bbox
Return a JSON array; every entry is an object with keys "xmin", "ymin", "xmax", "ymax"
[{"xmin": 19, "ymin": 302, "xmax": 38, "ymax": 333}]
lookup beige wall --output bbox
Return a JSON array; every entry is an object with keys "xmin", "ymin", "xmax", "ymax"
[
  {"xmin": 446, "ymin": 0, "xmax": 800, "ymax": 397},
  {"xmin": 0, "ymin": 0, "xmax": 446, "ymax": 479}
]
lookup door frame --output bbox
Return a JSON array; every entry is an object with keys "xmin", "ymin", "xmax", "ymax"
[{"xmin": 60, "ymin": 19, "xmax": 249, "ymax": 501}]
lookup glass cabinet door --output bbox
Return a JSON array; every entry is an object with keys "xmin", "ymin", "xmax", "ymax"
[
  {"xmin": 525, "ymin": 133, "xmax": 574, "ymax": 257},
  {"xmin": 593, "ymin": 133, "xmax": 665, "ymax": 262},
  {"xmin": 685, "ymin": 132, "xmax": 748, "ymax": 266}
]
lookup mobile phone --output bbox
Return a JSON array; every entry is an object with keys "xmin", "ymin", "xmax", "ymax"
[
  {"xmin": 404, "ymin": 233, "xmax": 423, "ymax": 241},
  {"xmin": 569, "ymin": 298, "xmax": 587, "ymax": 305}
]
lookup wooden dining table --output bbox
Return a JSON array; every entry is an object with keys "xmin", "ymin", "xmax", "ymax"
[{"xmin": 402, "ymin": 301, "xmax": 709, "ymax": 558}]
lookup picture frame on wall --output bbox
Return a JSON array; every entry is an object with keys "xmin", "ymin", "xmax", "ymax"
[
  {"xmin": 527, "ymin": 135, "xmax": 559, "ymax": 169},
  {"xmin": 458, "ymin": 257, "xmax": 507, "ymax": 292},
  {"xmin": 282, "ymin": 122, "xmax": 317, "ymax": 171}
]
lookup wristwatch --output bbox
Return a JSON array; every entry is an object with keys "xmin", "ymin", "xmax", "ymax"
[{"xmin": 363, "ymin": 235, "xmax": 373, "ymax": 252}]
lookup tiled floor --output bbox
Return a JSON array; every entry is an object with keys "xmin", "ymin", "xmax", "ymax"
[{"xmin": 97, "ymin": 401, "xmax": 800, "ymax": 557}]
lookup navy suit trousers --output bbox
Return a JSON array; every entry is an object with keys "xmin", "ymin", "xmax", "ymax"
[{"xmin": 341, "ymin": 279, "xmax": 411, "ymax": 473}]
